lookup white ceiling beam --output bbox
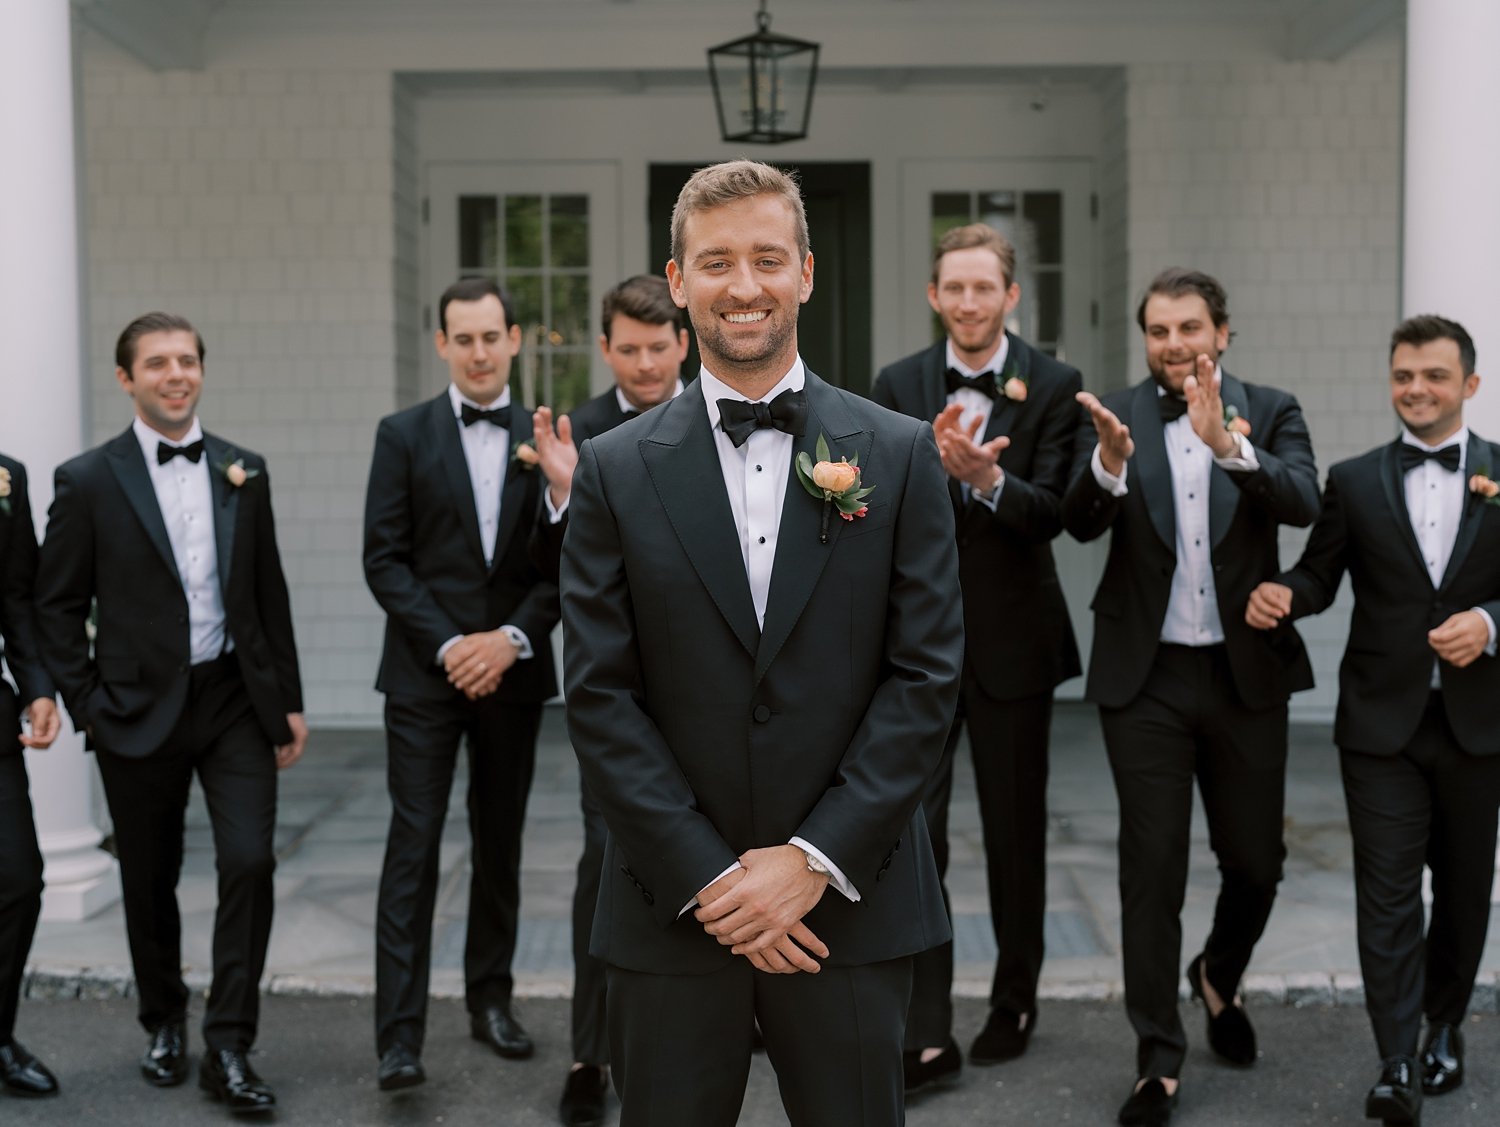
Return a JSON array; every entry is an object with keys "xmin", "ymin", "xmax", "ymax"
[
  {"xmin": 1284, "ymin": 0, "xmax": 1401, "ymax": 61},
  {"xmin": 72, "ymin": 0, "xmax": 216, "ymax": 70}
]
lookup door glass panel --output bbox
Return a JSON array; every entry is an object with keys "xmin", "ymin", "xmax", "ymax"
[
  {"xmin": 459, "ymin": 196, "xmax": 498, "ymax": 272},
  {"xmin": 549, "ymin": 196, "xmax": 590, "ymax": 268}
]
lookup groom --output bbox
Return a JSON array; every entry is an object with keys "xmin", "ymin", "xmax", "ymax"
[{"xmin": 560, "ymin": 160, "xmax": 962, "ymax": 1126}]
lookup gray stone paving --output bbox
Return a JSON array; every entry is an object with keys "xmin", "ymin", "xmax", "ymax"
[{"xmin": 25, "ymin": 702, "xmax": 1500, "ymax": 1008}]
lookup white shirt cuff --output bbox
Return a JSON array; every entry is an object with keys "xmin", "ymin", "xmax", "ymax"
[
  {"xmin": 1474, "ymin": 607, "xmax": 1498, "ymax": 656},
  {"xmin": 1213, "ymin": 430, "xmax": 1260, "ymax": 471},
  {"xmin": 500, "ymin": 625, "xmax": 534, "ymax": 660},
  {"xmin": 544, "ymin": 489, "xmax": 569, "ymax": 523},
  {"xmin": 1090, "ymin": 444, "xmax": 1129, "ymax": 496},
  {"xmin": 969, "ymin": 471, "xmax": 1005, "ymax": 511},
  {"xmin": 681, "ymin": 861, "xmax": 743, "ymax": 918},
  {"xmin": 436, "ymin": 635, "xmax": 462, "ymax": 665},
  {"xmin": 790, "ymin": 836, "xmax": 860, "ymax": 902}
]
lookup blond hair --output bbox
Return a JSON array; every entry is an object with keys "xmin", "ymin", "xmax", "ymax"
[{"xmin": 670, "ymin": 160, "xmax": 809, "ymax": 268}]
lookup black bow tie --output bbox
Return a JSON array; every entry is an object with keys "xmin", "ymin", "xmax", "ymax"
[
  {"xmin": 157, "ymin": 439, "xmax": 205, "ymax": 465},
  {"xmin": 717, "ymin": 389, "xmax": 809, "ymax": 448},
  {"xmin": 622, "ymin": 409, "xmax": 641, "ymax": 421},
  {"xmin": 944, "ymin": 367, "xmax": 999, "ymax": 401},
  {"xmin": 1400, "ymin": 442, "xmax": 1461, "ymax": 474},
  {"xmin": 1158, "ymin": 394, "xmax": 1189, "ymax": 424},
  {"xmin": 461, "ymin": 403, "xmax": 507, "ymax": 427}
]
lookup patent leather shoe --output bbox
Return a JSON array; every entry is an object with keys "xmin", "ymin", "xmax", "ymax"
[
  {"xmin": 0, "ymin": 1041, "xmax": 59, "ymax": 1097},
  {"xmin": 1420, "ymin": 1023, "xmax": 1463, "ymax": 1096},
  {"xmin": 1118, "ymin": 1078, "xmax": 1177, "ymax": 1126},
  {"xmin": 199, "ymin": 1049, "xmax": 276, "ymax": 1114},
  {"xmin": 903, "ymin": 1039, "xmax": 961, "ymax": 1094},
  {"xmin": 470, "ymin": 1005, "xmax": 534, "ymax": 1059},
  {"xmin": 1366, "ymin": 1055, "xmax": 1421, "ymax": 1125},
  {"xmin": 558, "ymin": 1064, "xmax": 607, "ymax": 1126},
  {"xmin": 141, "ymin": 1022, "xmax": 188, "ymax": 1087},
  {"xmin": 377, "ymin": 1043, "xmax": 425, "ymax": 1091},
  {"xmin": 1187, "ymin": 953, "xmax": 1256, "ymax": 1065},
  {"xmin": 970, "ymin": 1007, "xmax": 1035, "ymax": 1064}
]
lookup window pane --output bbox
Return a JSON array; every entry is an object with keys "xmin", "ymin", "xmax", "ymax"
[
  {"xmin": 549, "ymin": 349, "xmax": 592, "ymax": 415},
  {"xmin": 549, "ymin": 196, "xmax": 589, "ymax": 268},
  {"xmin": 930, "ymin": 192, "xmax": 971, "ymax": 249},
  {"xmin": 1033, "ymin": 270, "xmax": 1062, "ymax": 346},
  {"xmin": 549, "ymin": 274, "xmax": 590, "ymax": 348},
  {"xmin": 505, "ymin": 274, "xmax": 543, "ymax": 330},
  {"xmin": 505, "ymin": 195, "xmax": 543, "ymax": 269},
  {"xmin": 459, "ymin": 196, "xmax": 497, "ymax": 271},
  {"xmin": 1022, "ymin": 192, "xmax": 1062, "ymax": 265}
]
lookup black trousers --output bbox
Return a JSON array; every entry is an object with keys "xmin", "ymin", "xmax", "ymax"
[
  {"xmin": 907, "ymin": 684, "xmax": 1053, "ymax": 1048},
  {"xmin": 95, "ymin": 654, "xmax": 278, "ymax": 1053},
  {"xmin": 1099, "ymin": 644, "xmax": 1288, "ymax": 1078},
  {"xmin": 374, "ymin": 692, "xmax": 542, "ymax": 1055},
  {"xmin": 0, "ymin": 686, "xmax": 44, "ymax": 1045},
  {"xmin": 570, "ymin": 776, "xmax": 609, "ymax": 1065},
  {"xmin": 607, "ymin": 955, "xmax": 912, "ymax": 1127},
  {"xmin": 1340, "ymin": 694, "xmax": 1500, "ymax": 1060}
]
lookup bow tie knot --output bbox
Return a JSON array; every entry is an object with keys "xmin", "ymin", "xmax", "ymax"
[
  {"xmin": 1157, "ymin": 394, "xmax": 1189, "ymax": 424},
  {"xmin": 157, "ymin": 439, "xmax": 205, "ymax": 465},
  {"xmin": 717, "ymin": 388, "xmax": 809, "ymax": 448},
  {"xmin": 461, "ymin": 403, "xmax": 507, "ymax": 427},
  {"xmin": 1399, "ymin": 442, "xmax": 1461, "ymax": 474},
  {"xmin": 944, "ymin": 367, "xmax": 999, "ymax": 401}
]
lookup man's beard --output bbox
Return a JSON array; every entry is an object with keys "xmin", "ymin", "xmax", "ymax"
[{"xmin": 695, "ymin": 310, "xmax": 796, "ymax": 372}]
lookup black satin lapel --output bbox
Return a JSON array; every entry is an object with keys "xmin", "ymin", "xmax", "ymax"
[
  {"xmin": 432, "ymin": 399, "xmax": 486, "ymax": 566},
  {"xmin": 1379, "ymin": 442, "xmax": 1431, "ymax": 582},
  {"xmin": 641, "ymin": 397, "xmax": 760, "ymax": 660},
  {"xmin": 920, "ymin": 342, "xmax": 948, "ymax": 424},
  {"xmin": 489, "ymin": 402, "xmax": 533, "ymax": 574},
  {"xmin": 203, "ymin": 435, "xmax": 239, "ymax": 592},
  {"xmin": 104, "ymin": 432, "xmax": 179, "ymax": 580},
  {"xmin": 1207, "ymin": 375, "xmax": 1250, "ymax": 548},
  {"xmin": 756, "ymin": 383, "xmax": 864, "ymax": 683},
  {"xmin": 1440, "ymin": 433, "xmax": 1491, "ymax": 588},
  {"xmin": 1130, "ymin": 381, "xmax": 1176, "ymax": 551}
]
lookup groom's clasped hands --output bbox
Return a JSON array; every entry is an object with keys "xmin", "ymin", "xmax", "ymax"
[{"xmin": 694, "ymin": 844, "xmax": 832, "ymax": 975}]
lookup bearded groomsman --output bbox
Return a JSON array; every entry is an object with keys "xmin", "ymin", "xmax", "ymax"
[
  {"xmin": 0, "ymin": 454, "xmax": 62, "ymax": 1098},
  {"xmin": 1063, "ymin": 269, "xmax": 1318, "ymax": 1126},
  {"xmin": 36, "ymin": 313, "xmax": 306, "ymax": 1114},
  {"xmin": 1248, "ymin": 315, "xmax": 1500, "ymax": 1127},
  {"xmin": 363, "ymin": 277, "xmax": 558, "ymax": 1092},
  {"xmin": 871, "ymin": 223, "xmax": 1081, "ymax": 1091}
]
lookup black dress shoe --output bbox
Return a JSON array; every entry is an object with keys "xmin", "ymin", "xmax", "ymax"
[
  {"xmin": 903, "ymin": 1039, "xmax": 961, "ymax": 1094},
  {"xmin": 1118, "ymin": 1078, "xmax": 1178, "ymax": 1126},
  {"xmin": 377, "ymin": 1044, "xmax": 425, "ymax": 1091},
  {"xmin": 1420, "ymin": 1023, "xmax": 1463, "ymax": 1096},
  {"xmin": 0, "ymin": 1040, "xmax": 59, "ymax": 1097},
  {"xmin": 970, "ymin": 1007, "xmax": 1036, "ymax": 1064},
  {"xmin": 1366, "ymin": 1055, "xmax": 1421, "ymax": 1125},
  {"xmin": 1187, "ymin": 953, "xmax": 1256, "ymax": 1066},
  {"xmin": 141, "ymin": 1023, "xmax": 188, "ymax": 1087},
  {"xmin": 558, "ymin": 1064, "xmax": 608, "ymax": 1126},
  {"xmin": 470, "ymin": 1005, "xmax": 534, "ymax": 1059},
  {"xmin": 199, "ymin": 1050, "xmax": 276, "ymax": 1114}
]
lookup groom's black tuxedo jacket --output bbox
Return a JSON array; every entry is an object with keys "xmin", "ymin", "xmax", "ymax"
[
  {"xmin": 364, "ymin": 392, "xmax": 557, "ymax": 703},
  {"xmin": 871, "ymin": 334, "xmax": 1082, "ymax": 698},
  {"xmin": 36, "ymin": 430, "xmax": 302, "ymax": 757},
  {"xmin": 1062, "ymin": 373, "xmax": 1319, "ymax": 711},
  {"xmin": 1277, "ymin": 434, "xmax": 1500, "ymax": 755},
  {"xmin": 0, "ymin": 456, "xmax": 54, "ymax": 727},
  {"xmin": 561, "ymin": 371, "xmax": 963, "ymax": 975}
]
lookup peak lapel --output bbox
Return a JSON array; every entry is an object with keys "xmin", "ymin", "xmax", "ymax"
[
  {"xmin": 755, "ymin": 375, "xmax": 866, "ymax": 684},
  {"xmin": 640, "ymin": 393, "xmax": 760, "ymax": 660},
  {"xmin": 919, "ymin": 344, "xmax": 965, "ymax": 519},
  {"xmin": 104, "ymin": 430, "xmax": 179, "ymax": 580},
  {"xmin": 203, "ymin": 434, "xmax": 240, "ymax": 591},
  {"xmin": 980, "ymin": 333, "xmax": 1028, "ymax": 445},
  {"xmin": 1208, "ymin": 373, "xmax": 1250, "ymax": 548},
  {"xmin": 1378, "ymin": 441, "xmax": 1432, "ymax": 583},
  {"xmin": 430, "ymin": 397, "xmax": 487, "ymax": 566},
  {"xmin": 1440, "ymin": 432, "xmax": 1493, "ymax": 588},
  {"xmin": 1130, "ymin": 380, "xmax": 1176, "ymax": 551},
  {"xmin": 488, "ymin": 401, "xmax": 533, "ymax": 575}
]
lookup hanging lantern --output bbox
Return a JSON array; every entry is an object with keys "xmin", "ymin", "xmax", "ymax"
[{"xmin": 707, "ymin": 1, "xmax": 820, "ymax": 144}]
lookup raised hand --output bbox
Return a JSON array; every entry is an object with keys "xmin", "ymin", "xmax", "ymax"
[
  {"xmin": 532, "ymin": 406, "xmax": 578, "ymax": 509},
  {"xmin": 1077, "ymin": 391, "xmax": 1135, "ymax": 476},
  {"xmin": 1184, "ymin": 355, "xmax": 1238, "ymax": 458},
  {"xmin": 933, "ymin": 402, "xmax": 1009, "ymax": 493}
]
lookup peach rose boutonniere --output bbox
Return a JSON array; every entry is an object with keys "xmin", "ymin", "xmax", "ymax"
[
  {"xmin": 216, "ymin": 451, "xmax": 261, "ymax": 493},
  {"xmin": 512, "ymin": 440, "xmax": 540, "ymax": 469},
  {"xmin": 796, "ymin": 433, "xmax": 876, "ymax": 544},
  {"xmin": 1223, "ymin": 404, "xmax": 1251, "ymax": 437},
  {"xmin": 1000, "ymin": 362, "xmax": 1028, "ymax": 403},
  {"xmin": 0, "ymin": 465, "xmax": 11, "ymax": 516},
  {"xmin": 1469, "ymin": 467, "xmax": 1500, "ymax": 506}
]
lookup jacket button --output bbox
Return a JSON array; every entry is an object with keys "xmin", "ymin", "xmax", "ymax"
[{"xmin": 753, "ymin": 704, "xmax": 771, "ymax": 723}]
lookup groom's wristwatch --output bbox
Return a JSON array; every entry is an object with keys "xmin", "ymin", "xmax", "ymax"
[
  {"xmin": 499, "ymin": 625, "xmax": 527, "ymax": 652},
  {"xmin": 800, "ymin": 849, "xmax": 831, "ymax": 876}
]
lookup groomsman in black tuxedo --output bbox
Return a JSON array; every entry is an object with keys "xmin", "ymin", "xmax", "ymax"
[
  {"xmin": 36, "ymin": 313, "xmax": 306, "ymax": 1114},
  {"xmin": 0, "ymin": 454, "xmax": 62, "ymax": 1098},
  {"xmin": 871, "ymin": 223, "xmax": 1081, "ymax": 1090},
  {"xmin": 1248, "ymin": 315, "xmax": 1500, "ymax": 1127},
  {"xmin": 363, "ymin": 277, "xmax": 558, "ymax": 1092},
  {"xmin": 1062, "ymin": 269, "xmax": 1318, "ymax": 1126},
  {"xmin": 531, "ymin": 274, "xmax": 688, "ymax": 1127},
  {"xmin": 562, "ymin": 160, "xmax": 962, "ymax": 1127}
]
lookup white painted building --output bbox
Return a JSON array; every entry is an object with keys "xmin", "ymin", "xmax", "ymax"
[{"xmin": 4, "ymin": 0, "xmax": 1499, "ymax": 912}]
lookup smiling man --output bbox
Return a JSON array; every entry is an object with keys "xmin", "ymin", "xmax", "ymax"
[
  {"xmin": 872, "ymin": 224, "xmax": 1082, "ymax": 1092},
  {"xmin": 1247, "ymin": 315, "xmax": 1500, "ymax": 1127},
  {"xmin": 36, "ymin": 312, "xmax": 305, "ymax": 1114},
  {"xmin": 363, "ymin": 278, "xmax": 558, "ymax": 1093},
  {"xmin": 560, "ymin": 160, "xmax": 962, "ymax": 1126},
  {"xmin": 1062, "ymin": 268, "xmax": 1319, "ymax": 1126}
]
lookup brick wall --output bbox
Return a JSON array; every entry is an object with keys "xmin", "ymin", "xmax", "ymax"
[{"xmin": 79, "ymin": 45, "xmax": 395, "ymax": 722}]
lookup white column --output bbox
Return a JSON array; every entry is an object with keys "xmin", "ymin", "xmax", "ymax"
[
  {"xmin": 1402, "ymin": 0, "xmax": 1500, "ymax": 437},
  {"xmin": 0, "ymin": 0, "xmax": 119, "ymax": 919}
]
